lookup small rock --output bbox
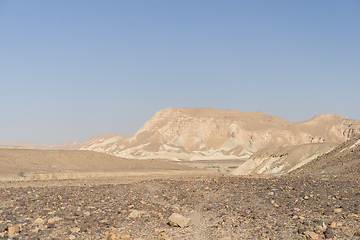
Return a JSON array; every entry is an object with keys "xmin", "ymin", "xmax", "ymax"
[
  {"xmin": 324, "ymin": 228, "xmax": 334, "ymax": 239},
  {"xmin": 334, "ymin": 208, "xmax": 342, "ymax": 214},
  {"xmin": 47, "ymin": 223, "xmax": 55, "ymax": 228},
  {"xmin": 70, "ymin": 227, "xmax": 81, "ymax": 233},
  {"xmin": 83, "ymin": 216, "xmax": 94, "ymax": 223},
  {"xmin": 298, "ymin": 228, "xmax": 306, "ymax": 235},
  {"xmin": 220, "ymin": 236, "xmax": 232, "ymax": 240},
  {"xmin": 330, "ymin": 221, "xmax": 337, "ymax": 228},
  {"xmin": 153, "ymin": 229, "xmax": 165, "ymax": 236},
  {"xmin": 169, "ymin": 213, "xmax": 191, "ymax": 228},
  {"xmin": 34, "ymin": 218, "xmax": 45, "ymax": 225},
  {"xmin": 47, "ymin": 218, "xmax": 56, "ymax": 224},
  {"xmin": 313, "ymin": 220, "xmax": 326, "ymax": 233},
  {"xmin": 268, "ymin": 192, "xmax": 274, "ymax": 196},
  {"xmin": 119, "ymin": 233, "xmax": 132, "ymax": 239},
  {"xmin": 7, "ymin": 225, "xmax": 20, "ymax": 237},
  {"xmin": 129, "ymin": 210, "xmax": 141, "ymax": 218},
  {"xmin": 69, "ymin": 235, "xmax": 76, "ymax": 240},
  {"xmin": 304, "ymin": 231, "xmax": 321, "ymax": 239},
  {"xmin": 0, "ymin": 224, "xmax": 7, "ymax": 232},
  {"xmin": 354, "ymin": 231, "xmax": 360, "ymax": 237},
  {"xmin": 107, "ymin": 232, "xmax": 116, "ymax": 240}
]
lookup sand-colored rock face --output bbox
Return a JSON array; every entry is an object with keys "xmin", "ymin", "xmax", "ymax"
[
  {"xmin": 293, "ymin": 134, "xmax": 360, "ymax": 176},
  {"xmin": 231, "ymin": 143, "xmax": 337, "ymax": 175},
  {"xmin": 81, "ymin": 107, "xmax": 360, "ymax": 161},
  {"xmin": 80, "ymin": 133, "xmax": 126, "ymax": 152}
]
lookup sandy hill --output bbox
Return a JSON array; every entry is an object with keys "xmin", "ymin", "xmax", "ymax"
[
  {"xmin": 292, "ymin": 134, "xmax": 360, "ymax": 178},
  {"xmin": 0, "ymin": 133, "xmax": 127, "ymax": 151},
  {"xmin": 81, "ymin": 107, "xmax": 360, "ymax": 161},
  {"xmin": 0, "ymin": 148, "xmax": 195, "ymax": 181},
  {"xmin": 231, "ymin": 143, "xmax": 337, "ymax": 176},
  {"xmin": 48, "ymin": 133, "xmax": 127, "ymax": 150},
  {"xmin": 80, "ymin": 133, "xmax": 127, "ymax": 151}
]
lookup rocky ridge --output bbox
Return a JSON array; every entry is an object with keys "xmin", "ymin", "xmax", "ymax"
[
  {"xmin": 81, "ymin": 107, "xmax": 360, "ymax": 161},
  {"xmin": 231, "ymin": 143, "xmax": 337, "ymax": 176},
  {"xmin": 293, "ymin": 134, "xmax": 360, "ymax": 177}
]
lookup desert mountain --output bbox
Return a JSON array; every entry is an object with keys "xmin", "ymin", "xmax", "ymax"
[
  {"xmin": 0, "ymin": 141, "xmax": 51, "ymax": 149},
  {"xmin": 0, "ymin": 140, "xmax": 83, "ymax": 150},
  {"xmin": 48, "ymin": 133, "xmax": 127, "ymax": 150},
  {"xmin": 80, "ymin": 133, "xmax": 126, "ymax": 152},
  {"xmin": 81, "ymin": 107, "xmax": 360, "ymax": 160},
  {"xmin": 231, "ymin": 143, "xmax": 337, "ymax": 176},
  {"xmin": 292, "ymin": 134, "xmax": 360, "ymax": 177}
]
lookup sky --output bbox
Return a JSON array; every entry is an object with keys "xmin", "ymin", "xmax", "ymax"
[{"xmin": 0, "ymin": 0, "xmax": 359, "ymax": 142}]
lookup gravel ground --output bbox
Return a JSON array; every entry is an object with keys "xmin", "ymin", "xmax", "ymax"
[{"xmin": 1, "ymin": 175, "xmax": 360, "ymax": 239}]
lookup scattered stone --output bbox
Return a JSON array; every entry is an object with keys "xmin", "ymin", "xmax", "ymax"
[
  {"xmin": 107, "ymin": 232, "xmax": 116, "ymax": 240},
  {"xmin": 330, "ymin": 221, "xmax": 337, "ymax": 228},
  {"xmin": 70, "ymin": 227, "xmax": 81, "ymax": 233},
  {"xmin": 47, "ymin": 218, "xmax": 56, "ymax": 224},
  {"xmin": 313, "ymin": 220, "xmax": 326, "ymax": 233},
  {"xmin": 304, "ymin": 231, "xmax": 321, "ymax": 239},
  {"xmin": 298, "ymin": 228, "xmax": 306, "ymax": 235},
  {"xmin": 0, "ymin": 224, "xmax": 7, "ymax": 232},
  {"xmin": 7, "ymin": 225, "xmax": 20, "ymax": 237},
  {"xmin": 1, "ymin": 175, "xmax": 360, "ymax": 239},
  {"xmin": 119, "ymin": 233, "xmax": 132, "ymax": 239},
  {"xmin": 153, "ymin": 229, "xmax": 165, "ymax": 236},
  {"xmin": 324, "ymin": 228, "xmax": 334, "ymax": 239},
  {"xmin": 169, "ymin": 213, "xmax": 191, "ymax": 228},
  {"xmin": 129, "ymin": 210, "xmax": 141, "ymax": 218},
  {"xmin": 334, "ymin": 208, "xmax": 342, "ymax": 214},
  {"xmin": 33, "ymin": 218, "xmax": 45, "ymax": 225},
  {"xmin": 47, "ymin": 223, "xmax": 55, "ymax": 228}
]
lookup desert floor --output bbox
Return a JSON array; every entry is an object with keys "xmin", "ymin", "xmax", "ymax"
[{"xmin": 1, "ymin": 170, "xmax": 360, "ymax": 239}]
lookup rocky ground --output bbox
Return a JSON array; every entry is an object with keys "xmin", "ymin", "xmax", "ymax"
[{"xmin": 1, "ymin": 174, "xmax": 360, "ymax": 239}]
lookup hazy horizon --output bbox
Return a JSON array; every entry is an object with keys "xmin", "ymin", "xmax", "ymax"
[{"xmin": 1, "ymin": 1, "xmax": 359, "ymax": 142}]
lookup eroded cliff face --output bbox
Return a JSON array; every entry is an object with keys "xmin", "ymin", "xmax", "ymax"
[
  {"xmin": 292, "ymin": 134, "xmax": 360, "ymax": 176},
  {"xmin": 81, "ymin": 107, "xmax": 360, "ymax": 160},
  {"xmin": 231, "ymin": 143, "xmax": 337, "ymax": 176}
]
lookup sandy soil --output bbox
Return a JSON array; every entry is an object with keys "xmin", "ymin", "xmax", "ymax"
[{"xmin": 0, "ymin": 149, "xmax": 216, "ymax": 181}]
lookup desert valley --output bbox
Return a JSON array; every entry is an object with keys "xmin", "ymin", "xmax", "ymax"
[{"xmin": 1, "ymin": 107, "xmax": 360, "ymax": 239}]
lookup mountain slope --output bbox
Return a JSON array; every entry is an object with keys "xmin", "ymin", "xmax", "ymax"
[
  {"xmin": 231, "ymin": 143, "xmax": 337, "ymax": 175},
  {"xmin": 292, "ymin": 134, "xmax": 360, "ymax": 177},
  {"xmin": 81, "ymin": 107, "xmax": 360, "ymax": 160}
]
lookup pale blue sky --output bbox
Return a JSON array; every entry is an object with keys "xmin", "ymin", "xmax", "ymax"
[{"xmin": 0, "ymin": 1, "xmax": 359, "ymax": 142}]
